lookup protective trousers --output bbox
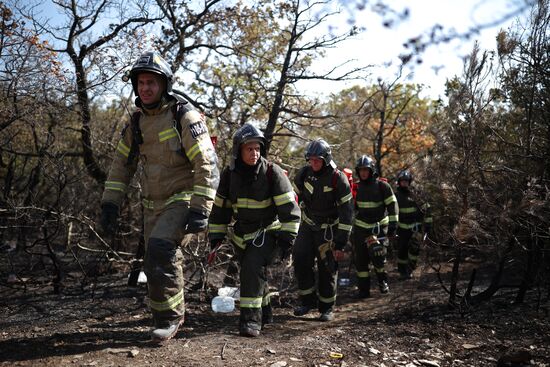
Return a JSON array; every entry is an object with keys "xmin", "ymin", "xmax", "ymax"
[
  {"xmin": 143, "ymin": 202, "xmax": 189, "ymax": 327},
  {"xmin": 396, "ymin": 229, "xmax": 420, "ymax": 274},
  {"xmin": 352, "ymin": 228, "xmax": 388, "ymax": 293},
  {"xmin": 237, "ymin": 231, "xmax": 277, "ymax": 331},
  {"xmin": 293, "ymin": 224, "xmax": 338, "ymax": 313}
]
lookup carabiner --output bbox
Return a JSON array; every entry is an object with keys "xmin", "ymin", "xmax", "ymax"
[{"xmin": 252, "ymin": 228, "xmax": 266, "ymax": 248}]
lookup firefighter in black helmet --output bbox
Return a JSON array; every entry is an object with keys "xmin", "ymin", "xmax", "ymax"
[
  {"xmin": 292, "ymin": 139, "xmax": 353, "ymax": 321},
  {"xmin": 394, "ymin": 169, "xmax": 432, "ymax": 279},
  {"xmin": 208, "ymin": 124, "xmax": 300, "ymax": 337},
  {"xmin": 351, "ymin": 155, "xmax": 398, "ymax": 298},
  {"xmin": 99, "ymin": 51, "xmax": 219, "ymax": 342}
]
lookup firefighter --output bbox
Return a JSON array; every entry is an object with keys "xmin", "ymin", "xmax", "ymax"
[
  {"xmin": 208, "ymin": 124, "xmax": 300, "ymax": 337},
  {"xmin": 99, "ymin": 51, "xmax": 219, "ymax": 342},
  {"xmin": 394, "ymin": 170, "xmax": 432, "ymax": 279},
  {"xmin": 292, "ymin": 139, "xmax": 353, "ymax": 321},
  {"xmin": 351, "ymin": 155, "xmax": 398, "ymax": 298}
]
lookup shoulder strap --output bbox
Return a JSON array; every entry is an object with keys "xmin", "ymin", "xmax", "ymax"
[{"xmin": 126, "ymin": 111, "xmax": 143, "ymax": 166}]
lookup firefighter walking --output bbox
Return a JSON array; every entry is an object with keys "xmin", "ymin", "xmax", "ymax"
[
  {"xmin": 394, "ymin": 170, "xmax": 433, "ymax": 279},
  {"xmin": 351, "ymin": 155, "xmax": 398, "ymax": 298},
  {"xmin": 208, "ymin": 124, "xmax": 300, "ymax": 337},
  {"xmin": 99, "ymin": 51, "xmax": 219, "ymax": 342},
  {"xmin": 292, "ymin": 139, "xmax": 353, "ymax": 321}
]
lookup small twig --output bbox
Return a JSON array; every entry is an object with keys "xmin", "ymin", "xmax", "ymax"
[{"xmin": 221, "ymin": 341, "xmax": 228, "ymax": 360}]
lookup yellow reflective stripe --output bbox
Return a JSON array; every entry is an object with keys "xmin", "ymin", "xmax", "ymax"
[
  {"xmin": 105, "ymin": 181, "xmax": 126, "ymax": 192},
  {"xmin": 304, "ymin": 182, "xmax": 314, "ymax": 194},
  {"xmin": 354, "ymin": 217, "xmax": 389, "ymax": 229},
  {"xmin": 149, "ymin": 289, "xmax": 184, "ymax": 312},
  {"xmin": 194, "ymin": 185, "xmax": 216, "ymax": 199},
  {"xmin": 397, "ymin": 258, "xmax": 409, "ymax": 264},
  {"xmin": 116, "ymin": 141, "xmax": 130, "ymax": 157},
  {"xmin": 186, "ymin": 142, "xmax": 202, "ymax": 161},
  {"xmin": 262, "ymin": 294, "xmax": 271, "ymax": 307},
  {"xmin": 400, "ymin": 207, "xmax": 417, "ymax": 214},
  {"xmin": 398, "ymin": 222, "xmax": 422, "ymax": 229},
  {"xmin": 319, "ymin": 294, "xmax": 336, "ymax": 303},
  {"xmin": 338, "ymin": 223, "xmax": 352, "ymax": 231},
  {"xmin": 356, "ymin": 201, "xmax": 383, "ymax": 208},
  {"xmin": 235, "ymin": 197, "xmax": 272, "ymax": 209},
  {"xmin": 240, "ymin": 297, "xmax": 263, "ymax": 308},
  {"xmin": 357, "ymin": 271, "xmax": 370, "ymax": 278},
  {"xmin": 143, "ymin": 199, "xmax": 154, "ymax": 209},
  {"xmin": 159, "ymin": 128, "xmax": 178, "ymax": 142},
  {"xmin": 208, "ymin": 223, "xmax": 228, "ymax": 234},
  {"xmin": 424, "ymin": 217, "xmax": 433, "ymax": 223},
  {"xmin": 339, "ymin": 193, "xmax": 352, "ymax": 204},
  {"xmin": 323, "ymin": 186, "xmax": 333, "ymax": 192},
  {"xmin": 408, "ymin": 254, "xmax": 418, "ymax": 261},
  {"xmin": 280, "ymin": 221, "xmax": 300, "ymax": 234},
  {"xmin": 384, "ymin": 194, "xmax": 397, "ymax": 205},
  {"xmin": 388, "ymin": 215, "xmax": 399, "ymax": 222},
  {"xmin": 374, "ymin": 267, "xmax": 385, "ymax": 273},
  {"xmin": 273, "ymin": 192, "xmax": 295, "ymax": 206},
  {"xmin": 231, "ymin": 233, "xmax": 246, "ymax": 250},
  {"xmin": 298, "ymin": 286, "xmax": 316, "ymax": 296},
  {"xmin": 165, "ymin": 191, "xmax": 193, "ymax": 206},
  {"xmin": 214, "ymin": 196, "xmax": 224, "ymax": 207},
  {"xmin": 302, "ymin": 212, "xmax": 338, "ymax": 228},
  {"xmin": 292, "ymin": 183, "xmax": 301, "ymax": 195}
]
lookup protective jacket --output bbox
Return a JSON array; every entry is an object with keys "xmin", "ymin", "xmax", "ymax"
[
  {"xmin": 293, "ymin": 166, "xmax": 353, "ymax": 240},
  {"xmin": 208, "ymin": 156, "xmax": 300, "ymax": 249},
  {"xmin": 395, "ymin": 186, "xmax": 432, "ymax": 232},
  {"xmin": 101, "ymin": 97, "xmax": 219, "ymax": 216},
  {"xmin": 354, "ymin": 177, "xmax": 398, "ymax": 233}
]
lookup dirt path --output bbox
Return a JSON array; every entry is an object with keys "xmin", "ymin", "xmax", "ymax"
[{"xmin": 1, "ymin": 266, "xmax": 549, "ymax": 366}]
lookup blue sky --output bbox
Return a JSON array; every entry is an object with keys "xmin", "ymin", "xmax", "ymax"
[{"xmin": 300, "ymin": 0, "xmax": 531, "ymax": 99}]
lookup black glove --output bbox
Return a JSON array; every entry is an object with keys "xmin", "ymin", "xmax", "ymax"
[
  {"xmin": 99, "ymin": 203, "xmax": 119, "ymax": 237},
  {"xmin": 186, "ymin": 210, "xmax": 208, "ymax": 233},
  {"xmin": 372, "ymin": 241, "xmax": 387, "ymax": 257},
  {"xmin": 277, "ymin": 233, "xmax": 295, "ymax": 260},
  {"xmin": 333, "ymin": 230, "xmax": 349, "ymax": 251},
  {"xmin": 334, "ymin": 240, "xmax": 347, "ymax": 251}
]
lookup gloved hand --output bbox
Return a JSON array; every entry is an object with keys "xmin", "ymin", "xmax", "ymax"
[
  {"xmin": 186, "ymin": 210, "xmax": 208, "ymax": 233},
  {"xmin": 372, "ymin": 241, "xmax": 387, "ymax": 258},
  {"xmin": 334, "ymin": 240, "xmax": 347, "ymax": 251},
  {"xmin": 99, "ymin": 203, "xmax": 119, "ymax": 237},
  {"xmin": 386, "ymin": 224, "xmax": 397, "ymax": 238},
  {"xmin": 277, "ymin": 233, "xmax": 295, "ymax": 261}
]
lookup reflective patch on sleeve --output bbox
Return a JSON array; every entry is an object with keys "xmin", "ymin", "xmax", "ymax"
[{"xmin": 189, "ymin": 121, "xmax": 207, "ymax": 139}]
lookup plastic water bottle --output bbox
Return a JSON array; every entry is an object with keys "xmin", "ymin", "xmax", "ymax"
[
  {"xmin": 338, "ymin": 277, "xmax": 350, "ymax": 286},
  {"xmin": 217, "ymin": 286, "xmax": 240, "ymax": 300},
  {"xmin": 211, "ymin": 295, "xmax": 235, "ymax": 313}
]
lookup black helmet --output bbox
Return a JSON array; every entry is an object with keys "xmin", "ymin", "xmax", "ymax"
[
  {"xmin": 355, "ymin": 155, "xmax": 377, "ymax": 177},
  {"xmin": 397, "ymin": 169, "xmax": 413, "ymax": 183},
  {"xmin": 129, "ymin": 51, "xmax": 173, "ymax": 96},
  {"xmin": 305, "ymin": 139, "xmax": 336, "ymax": 169},
  {"xmin": 230, "ymin": 124, "xmax": 266, "ymax": 169}
]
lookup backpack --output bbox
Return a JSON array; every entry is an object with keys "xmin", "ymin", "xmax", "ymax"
[{"xmin": 126, "ymin": 96, "xmax": 193, "ymax": 166}]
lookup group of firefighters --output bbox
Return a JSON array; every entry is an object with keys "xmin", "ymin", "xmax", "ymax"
[{"xmin": 99, "ymin": 51, "xmax": 432, "ymax": 342}]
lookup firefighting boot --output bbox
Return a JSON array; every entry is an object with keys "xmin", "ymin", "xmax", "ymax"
[
  {"xmin": 354, "ymin": 276, "xmax": 371, "ymax": 299},
  {"xmin": 376, "ymin": 272, "xmax": 390, "ymax": 294},
  {"xmin": 240, "ymin": 324, "xmax": 261, "ymax": 337},
  {"xmin": 261, "ymin": 304, "xmax": 273, "ymax": 328},
  {"xmin": 319, "ymin": 308, "xmax": 334, "ymax": 322},
  {"xmin": 398, "ymin": 263, "xmax": 412, "ymax": 280},
  {"xmin": 293, "ymin": 305, "xmax": 313, "ymax": 316},
  {"xmin": 150, "ymin": 317, "xmax": 184, "ymax": 343},
  {"xmin": 240, "ymin": 309, "xmax": 261, "ymax": 337}
]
